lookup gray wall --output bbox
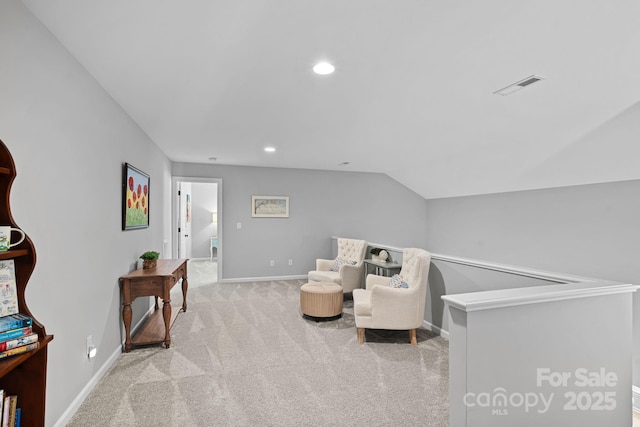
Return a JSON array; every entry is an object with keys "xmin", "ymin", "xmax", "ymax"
[
  {"xmin": 172, "ymin": 163, "xmax": 429, "ymax": 280},
  {"xmin": 424, "ymin": 179, "xmax": 640, "ymax": 384},
  {"xmin": 0, "ymin": 3, "xmax": 172, "ymax": 425}
]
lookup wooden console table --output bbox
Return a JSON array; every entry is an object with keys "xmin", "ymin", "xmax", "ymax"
[{"xmin": 119, "ymin": 259, "xmax": 188, "ymax": 352}]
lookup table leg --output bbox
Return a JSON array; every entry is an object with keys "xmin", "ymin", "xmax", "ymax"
[
  {"xmin": 181, "ymin": 276, "xmax": 188, "ymax": 312},
  {"xmin": 122, "ymin": 302, "xmax": 132, "ymax": 352},
  {"xmin": 162, "ymin": 298, "xmax": 171, "ymax": 349},
  {"xmin": 363, "ymin": 264, "xmax": 367, "ymax": 288}
]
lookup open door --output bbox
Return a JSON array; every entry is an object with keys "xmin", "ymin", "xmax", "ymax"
[
  {"xmin": 177, "ymin": 182, "xmax": 192, "ymax": 259},
  {"xmin": 172, "ymin": 177, "xmax": 222, "ymax": 283}
]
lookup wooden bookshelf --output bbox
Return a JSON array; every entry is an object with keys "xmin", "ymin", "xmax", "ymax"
[
  {"xmin": 0, "ymin": 139, "xmax": 53, "ymax": 427},
  {"xmin": 0, "ymin": 250, "xmax": 29, "ymax": 261}
]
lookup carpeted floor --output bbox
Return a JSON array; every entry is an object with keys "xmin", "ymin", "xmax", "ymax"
[{"xmin": 68, "ymin": 260, "xmax": 449, "ymax": 426}]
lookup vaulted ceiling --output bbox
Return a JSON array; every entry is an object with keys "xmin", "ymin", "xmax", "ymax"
[{"xmin": 22, "ymin": 0, "xmax": 640, "ymax": 199}]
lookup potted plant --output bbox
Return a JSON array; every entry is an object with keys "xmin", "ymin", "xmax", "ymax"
[{"xmin": 139, "ymin": 251, "xmax": 160, "ymax": 269}]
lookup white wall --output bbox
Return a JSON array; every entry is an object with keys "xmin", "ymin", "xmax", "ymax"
[{"xmin": 0, "ymin": 3, "xmax": 172, "ymax": 425}]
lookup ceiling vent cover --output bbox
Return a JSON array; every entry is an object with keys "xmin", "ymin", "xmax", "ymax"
[{"xmin": 494, "ymin": 74, "xmax": 545, "ymax": 96}]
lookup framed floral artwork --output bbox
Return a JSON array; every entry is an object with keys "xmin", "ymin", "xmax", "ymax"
[{"xmin": 122, "ymin": 163, "xmax": 150, "ymax": 230}]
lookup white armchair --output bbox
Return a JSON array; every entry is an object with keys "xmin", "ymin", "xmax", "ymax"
[
  {"xmin": 307, "ymin": 238, "xmax": 367, "ymax": 293},
  {"xmin": 352, "ymin": 248, "xmax": 431, "ymax": 345}
]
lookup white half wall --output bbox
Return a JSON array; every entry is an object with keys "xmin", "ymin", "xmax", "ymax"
[
  {"xmin": 445, "ymin": 282, "xmax": 637, "ymax": 426},
  {"xmin": 425, "ymin": 179, "xmax": 640, "ymax": 386}
]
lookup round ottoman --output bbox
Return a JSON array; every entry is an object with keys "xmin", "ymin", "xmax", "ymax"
[{"xmin": 300, "ymin": 282, "xmax": 343, "ymax": 321}]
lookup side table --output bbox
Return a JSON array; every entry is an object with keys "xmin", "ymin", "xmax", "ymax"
[
  {"xmin": 119, "ymin": 258, "xmax": 188, "ymax": 352},
  {"xmin": 363, "ymin": 259, "xmax": 402, "ymax": 284}
]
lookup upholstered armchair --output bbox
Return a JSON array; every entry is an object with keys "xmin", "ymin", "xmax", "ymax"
[
  {"xmin": 307, "ymin": 238, "xmax": 367, "ymax": 293},
  {"xmin": 352, "ymin": 248, "xmax": 431, "ymax": 345}
]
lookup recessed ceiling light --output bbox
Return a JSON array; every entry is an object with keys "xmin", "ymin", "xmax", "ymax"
[
  {"xmin": 313, "ymin": 62, "xmax": 335, "ymax": 75},
  {"xmin": 264, "ymin": 147, "xmax": 276, "ymax": 153}
]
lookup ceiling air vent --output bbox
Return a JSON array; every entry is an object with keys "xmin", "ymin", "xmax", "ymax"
[{"xmin": 494, "ymin": 74, "xmax": 545, "ymax": 96}]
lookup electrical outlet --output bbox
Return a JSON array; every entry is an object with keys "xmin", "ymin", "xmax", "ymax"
[
  {"xmin": 87, "ymin": 335, "xmax": 97, "ymax": 358},
  {"xmin": 237, "ymin": 222, "xmax": 242, "ymax": 229},
  {"xmin": 269, "ymin": 260, "xmax": 275, "ymax": 267},
  {"xmin": 288, "ymin": 259, "xmax": 293, "ymax": 266}
]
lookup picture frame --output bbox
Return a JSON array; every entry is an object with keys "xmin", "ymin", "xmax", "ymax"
[
  {"xmin": 122, "ymin": 163, "xmax": 150, "ymax": 230},
  {"xmin": 251, "ymin": 195, "xmax": 289, "ymax": 218}
]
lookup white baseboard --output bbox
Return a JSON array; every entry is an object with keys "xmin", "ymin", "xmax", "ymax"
[
  {"xmin": 423, "ymin": 320, "xmax": 449, "ymax": 339},
  {"xmin": 633, "ymin": 385, "xmax": 640, "ymax": 413},
  {"xmin": 53, "ymin": 307, "xmax": 154, "ymax": 427},
  {"xmin": 53, "ymin": 345, "xmax": 122, "ymax": 427},
  {"xmin": 221, "ymin": 274, "xmax": 308, "ymax": 283}
]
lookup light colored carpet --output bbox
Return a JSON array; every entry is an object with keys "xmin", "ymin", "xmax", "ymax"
[
  {"xmin": 68, "ymin": 260, "xmax": 449, "ymax": 426},
  {"xmin": 187, "ymin": 259, "xmax": 218, "ymax": 288}
]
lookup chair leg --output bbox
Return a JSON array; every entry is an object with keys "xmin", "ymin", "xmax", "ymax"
[
  {"xmin": 357, "ymin": 328, "xmax": 365, "ymax": 345},
  {"xmin": 409, "ymin": 329, "xmax": 417, "ymax": 346}
]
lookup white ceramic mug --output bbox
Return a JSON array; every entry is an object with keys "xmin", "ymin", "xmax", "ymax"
[{"xmin": 0, "ymin": 226, "xmax": 25, "ymax": 251}]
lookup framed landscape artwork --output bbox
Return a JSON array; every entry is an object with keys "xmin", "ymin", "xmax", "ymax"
[
  {"xmin": 251, "ymin": 195, "xmax": 289, "ymax": 218},
  {"xmin": 122, "ymin": 163, "xmax": 150, "ymax": 230}
]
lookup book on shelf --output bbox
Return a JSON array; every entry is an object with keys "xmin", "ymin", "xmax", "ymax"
[
  {"xmin": 0, "ymin": 327, "xmax": 32, "ymax": 344},
  {"xmin": 6, "ymin": 396, "xmax": 15, "ymax": 427},
  {"xmin": 0, "ymin": 261, "xmax": 18, "ymax": 318},
  {"xmin": 0, "ymin": 333, "xmax": 37, "ymax": 352},
  {"xmin": 0, "ymin": 395, "xmax": 17, "ymax": 427},
  {"xmin": 1, "ymin": 395, "xmax": 8, "ymax": 427},
  {"xmin": 0, "ymin": 342, "xmax": 39, "ymax": 361},
  {"xmin": 0, "ymin": 390, "xmax": 3, "ymax": 427},
  {"xmin": 0, "ymin": 315, "xmax": 31, "ymax": 334}
]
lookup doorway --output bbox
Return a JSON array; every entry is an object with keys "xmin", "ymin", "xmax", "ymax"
[{"xmin": 172, "ymin": 177, "xmax": 222, "ymax": 284}]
